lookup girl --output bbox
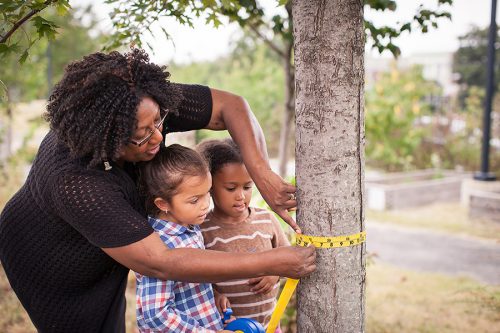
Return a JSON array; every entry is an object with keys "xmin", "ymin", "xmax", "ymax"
[
  {"xmin": 137, "ymin": 144, "xmax": 228, "ymax": 333},
  {"xmin": 197, "ymin": 138, "xmax": 290, "ymax": 332}
]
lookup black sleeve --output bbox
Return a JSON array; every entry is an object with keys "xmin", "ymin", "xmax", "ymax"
[
  {"xmin": 163, "ymin": 83, "xmax": 213, "ymax": 133},
  {"xmin": 51, "ymin": 171, "xmax": 153, "ymax": 248}
]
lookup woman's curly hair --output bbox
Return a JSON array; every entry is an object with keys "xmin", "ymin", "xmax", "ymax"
[{"xmin": 44, "ymin": 49, "xmax": 182, "ymax": 167}]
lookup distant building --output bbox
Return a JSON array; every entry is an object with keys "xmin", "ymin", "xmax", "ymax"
[
  {"xmin": 365, "ymin": 52, "xmax": 460, "ymax": 111},
  {"xmin": 365, "ymin": 52, "xmax": 459, "ymax": 95}
]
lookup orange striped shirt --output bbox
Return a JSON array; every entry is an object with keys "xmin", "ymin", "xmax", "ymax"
[{"xmin": 201, "ymin": 207, "xmax": 290, "ymax": 328}]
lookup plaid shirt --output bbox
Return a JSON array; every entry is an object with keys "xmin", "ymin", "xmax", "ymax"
[{"xmin": 135, "ymin": 217, "xmax": 223, "ymax": 332}]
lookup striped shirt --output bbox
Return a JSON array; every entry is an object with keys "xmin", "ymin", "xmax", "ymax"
[
  {"xmin": 135, "ymin": 217, "xmax": 223, "ymax": 333},
  {"xmin": 201, "ymin": 207, "xmax": 290, "ymax": 329}
]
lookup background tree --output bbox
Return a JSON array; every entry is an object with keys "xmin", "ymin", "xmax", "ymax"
[
  {"xmin": 48, "ymin": 6, "xmax": 107, "ymax": 85},
  {"xmin": 294, "ymin": 0, "xmax": 365, "ymax": 331},
  {"xmin": 450, "ymin": 24, "xmax": 500, "ymax": 173},
  {"xmin": 1, "ymin": 0, "xmax": 453, "ymax": 176},
  {"xmin": 0, "ymin": 1, "xmax": 69, "ymax": 61},
  {"xmin": 171, "ymin": 38, "xmax": 285, "ymax": 153},
  {"xmin": 453, "ymin": 25, "xmax": 500, "ymax": 106},
  {"xmin": 365, "ymin": 65, "xmax": 441, "ymax": 171},
  {"xmin": 0, "ymin": 5, "xmax": 105, "ymax": 164}
]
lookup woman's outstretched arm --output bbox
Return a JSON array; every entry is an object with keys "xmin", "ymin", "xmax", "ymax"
[{"xmin": 103, "ymin": 232, "xmax": 316, "ymax": 282}]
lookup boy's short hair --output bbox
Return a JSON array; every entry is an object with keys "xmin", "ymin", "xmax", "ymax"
[
  {"xmin": 196, "ymin": 138, "xmax": 243, "ymax": 175},
  {"xmin": 139, "ymin": 144, "xmax": 209, "ymax": 216}
]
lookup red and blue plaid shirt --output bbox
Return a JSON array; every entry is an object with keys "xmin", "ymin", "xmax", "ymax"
[{"xmin": 135, "ymin": 217, "xmax": 223, "ymax": 332}]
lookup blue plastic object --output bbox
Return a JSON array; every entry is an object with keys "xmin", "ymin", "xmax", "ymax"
[
  {"xmin": 223, "ymin": 307, "xmax": 234, "ymax": 324},
  {"xmin": 223, "ymin": 308, "xmax": 265, "ymax": 333}
]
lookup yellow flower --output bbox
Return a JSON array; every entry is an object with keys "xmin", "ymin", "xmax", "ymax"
[
  {"xmin": 404, "ymin": 82, "xmax": 415, "ymax": 92},
  {"xmin": 394, "ymin": 105, "xmax": 401, "ymax": 116},
  {"xmin": 412, "ymin": 103, "xmax": 420, "ymax": 115}
]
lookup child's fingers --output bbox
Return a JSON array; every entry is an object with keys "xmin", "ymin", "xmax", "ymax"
[
  {"xmin": 215, "ymin": 295, "xmax": 229, "ymax": 314},
  {"xmin": 247, "ymin": 277, "xmax": 263, "ymax": 286},
  {"xmin": 216, "ymin": 301, "xmax": 224, "ymax": 314},
  {"xmin": 251, "ymin": 278, "xmax": 267, "ymax": 289},
  {"xmin": 253, "ymin": 284, "xmax": 272, "ymax": 294},
  {"xmin": 250, "ymin": 279, "xmax": 270, "ymax": 294},
  {"xmin": 224, "ymin": 297, "xmax": 231, "ymax": 311},
  {"xmin": 221, "ymin": 299, "xmax": 229, "ymax": 311}
]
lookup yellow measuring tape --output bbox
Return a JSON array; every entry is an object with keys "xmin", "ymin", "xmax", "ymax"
[
  {"xmin": 295, "ymin": 231, "xmax": 366, "ymax": 248},
  {"xmin": 265, "ymin": 231, "xmax": 366, "ymax": 333}
]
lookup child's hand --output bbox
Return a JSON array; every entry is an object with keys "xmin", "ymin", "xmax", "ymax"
[
  {"xmin": 223, "ymin": 315, "xmax": 237, "ymax": 327},
  {"xmin": 248, "ymin": 276, "xmax": 279, "ymax": 295},
  {"xmin": 214, "ymin": 291, "xmax": 231, "ymax": 315}
]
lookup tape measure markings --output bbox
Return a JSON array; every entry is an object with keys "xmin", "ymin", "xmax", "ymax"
[{"xmin": 295, "ymin": 231, "xmax": 366, "ymax": 248}]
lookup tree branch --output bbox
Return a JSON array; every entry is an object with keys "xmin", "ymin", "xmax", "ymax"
[
  {"xmin": 247, "ymin": 22, "xmax": 287, "ymax": 59},
  {"xmin": 0, "ymin": 1, "xmax": 54, "ymax": 44}
]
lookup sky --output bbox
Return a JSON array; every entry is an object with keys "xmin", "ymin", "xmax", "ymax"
[
  {"xmin": 81, "ymin": 0, "xmax": 497, "ymax": 64},
  {"xmin": 365, "ymin": 0, "xmax": 496, "ymax": 57}
]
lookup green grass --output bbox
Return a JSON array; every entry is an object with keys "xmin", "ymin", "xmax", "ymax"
[{"xmin": 366, "ymin": 262, "xmax": 500, "ymax": 333}]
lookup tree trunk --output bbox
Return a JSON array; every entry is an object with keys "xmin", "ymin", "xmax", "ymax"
[
  {"xmin": 293, "ymin": 0, "xmax": 366, "ymax": 332},
  {"xmin": 278, "ymin": 41, "xmax": 295, "ymax": 177}
]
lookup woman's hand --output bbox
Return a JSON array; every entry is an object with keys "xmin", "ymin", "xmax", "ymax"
[
  {"xmin": 271, "ymin": 246, "xmax": 316, "ymax": 279},
  {"xmin": 248, "ymin": 276, "xmax": 280, "ymax": 295},
  {"xmin": 255, "ymin": 168, "xmax": 299, "ymax": 233}
]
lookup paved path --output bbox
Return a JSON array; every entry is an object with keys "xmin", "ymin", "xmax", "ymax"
[{"xmin": 366, "ymin": 221, "xmax": 500, "ymax": 285}]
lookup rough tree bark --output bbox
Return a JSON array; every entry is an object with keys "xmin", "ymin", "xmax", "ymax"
[
  {"xmin": 294, "ymin": 0, "xmax": 366, "ymax": 332},
  {"xmin": 278, "ymin": 39, "xmax": 295, "ymax": 177}
]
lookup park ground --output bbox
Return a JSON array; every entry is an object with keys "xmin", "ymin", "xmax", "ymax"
[{"xmin": 0, "ymin": 202, "xmax": 499, "ymax": 333}]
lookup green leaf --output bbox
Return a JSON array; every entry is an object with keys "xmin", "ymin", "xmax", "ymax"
[
  {"xmin": 0, "ymin": 42, "xmax": 21, "ymax": 56},
  {"xmin": 18, "ymin": 49, "xmax": 29, "ymax": 63},
  {"xmin": 400, "ymin": 22, "xmax": 411, "ymax": 33},
  {"xmin": 220, "ymin": 0, "xmax": 233, "ymax": 9},
  {"xmin": 33, "ymin": 16, "xmax": 59, "ymax": 39},
  {"xmin": 0, "ymin": 79, "xmax": 7, "ymax": 103},
  {"xmin": 0, "ymin": 2, "xmax": 23, "ymax": 11},
  {"xmin": 56, "ymin": 2, "xmax": 71, "ymax": 16}
]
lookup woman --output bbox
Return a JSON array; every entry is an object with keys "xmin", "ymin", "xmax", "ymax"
[{"xmin": 0, "ymin": 49, "xmax": 315, "ymax": 332}]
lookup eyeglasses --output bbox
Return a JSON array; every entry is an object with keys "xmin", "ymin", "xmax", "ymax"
[{"xmin": 129, "ymin": 111, "xmax": 168, "ymax": 147}]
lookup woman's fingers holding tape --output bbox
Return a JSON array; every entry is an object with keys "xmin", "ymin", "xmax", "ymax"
[{"xmin": 292, "ymin": 246, "xmax": 316, "ymax": 278}]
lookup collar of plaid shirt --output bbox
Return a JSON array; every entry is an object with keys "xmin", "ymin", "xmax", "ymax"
[{"xmin": 148, "ymin": 217, "xmax": 199, "ymax": 236}]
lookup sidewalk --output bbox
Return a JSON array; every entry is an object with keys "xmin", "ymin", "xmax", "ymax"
[{"xmin": 366, "ymin": 220, "xmax": 500, "ymax": 285}]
